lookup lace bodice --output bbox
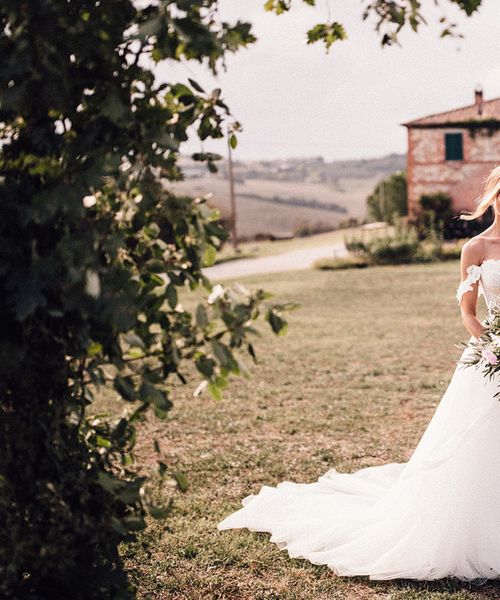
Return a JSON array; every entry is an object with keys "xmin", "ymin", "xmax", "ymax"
[{"xmin": 456, "ymin": 259, "xmax": 500, "ymax": 313}]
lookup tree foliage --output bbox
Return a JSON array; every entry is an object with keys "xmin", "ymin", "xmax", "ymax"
[
  {"xmin": 0, "ymin": 0, "xmax": 484, "ymax": 598},
  {"xmin": 0, "ymin": 2, "xmax": 287, "ymax": 597},
  {"xmin": 265, "ymin": 0, "xmax": 483, "ymax": 50},
  {"xmin": 367, "ymin": 171, "xmax": 407, "ymax": 224}
]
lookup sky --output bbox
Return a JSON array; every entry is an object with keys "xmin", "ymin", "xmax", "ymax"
[{"xmin": 154, "ymin": 0, "xmax": 500, "ymax": 163}]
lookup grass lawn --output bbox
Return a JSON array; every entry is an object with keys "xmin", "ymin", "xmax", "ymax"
[{"xmin": 112, "ymin": 260, "xmax": 500, "ymax": 599}]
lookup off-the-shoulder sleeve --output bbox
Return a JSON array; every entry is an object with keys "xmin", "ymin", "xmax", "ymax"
[{"xmin": 456, "ymin": 264, "xmax": 482, "ymax": 305}]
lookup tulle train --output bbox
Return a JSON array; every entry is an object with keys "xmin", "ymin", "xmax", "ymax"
[{"xmin": 217, "ymin": 345, "xmax": 500, "ymax": 581}]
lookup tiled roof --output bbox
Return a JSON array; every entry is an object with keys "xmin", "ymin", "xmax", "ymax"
[{"xmin": 402, "ymin": 97, "xmax": 500, "ymax": 127}]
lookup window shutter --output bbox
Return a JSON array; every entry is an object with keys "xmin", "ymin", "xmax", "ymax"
[{"xmin": 445, "ymin": 133, "xmax": 463, "ymax": 161}]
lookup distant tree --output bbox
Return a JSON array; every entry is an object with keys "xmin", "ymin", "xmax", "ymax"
[
  {"xmin": 367, "ymin": 171, "xmax": 407, "ymax": 223},
  {"xmin": 0, "ymin": 0, "xmax": 485, "ymax": 597}
]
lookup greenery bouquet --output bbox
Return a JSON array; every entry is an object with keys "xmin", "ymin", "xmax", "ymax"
[{"xmin": 459, "ymin": 310, "xmax": 500, "ymax": 387}]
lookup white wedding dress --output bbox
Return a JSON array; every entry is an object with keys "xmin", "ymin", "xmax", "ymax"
[{"xmin": 217, "ymin": 259, "xmax": 500, "ymax": 581}]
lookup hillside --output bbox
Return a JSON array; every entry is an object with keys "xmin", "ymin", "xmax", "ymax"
[{"xmin": 167, "ymin": 153, "xmax": 406, "ymax": 238}]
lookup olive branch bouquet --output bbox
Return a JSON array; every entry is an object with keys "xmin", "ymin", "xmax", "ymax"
[{"xmin": 459, "ymin": 309, "xmax": 500, "ymax": 389}]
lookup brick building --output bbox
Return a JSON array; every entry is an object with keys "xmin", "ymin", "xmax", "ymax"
[{"xmin": 402, "ymin": 87, "xmax": 500, "ymax": 218}]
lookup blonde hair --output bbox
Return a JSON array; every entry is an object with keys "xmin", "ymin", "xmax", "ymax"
[{"xmin": 460, "ymin": 165, "xmax": 500, "ymax": 221}]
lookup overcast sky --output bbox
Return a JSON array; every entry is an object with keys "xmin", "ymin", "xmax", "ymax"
[{"xmin": 154, "ymin": 0, "xmax": 500, "ymax": 162}]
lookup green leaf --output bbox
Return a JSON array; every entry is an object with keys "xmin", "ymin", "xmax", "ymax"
[
  {"xmin": 195, "ymin": 354, "xmax": 215, "ymax": 378},
  {"xmin": 129, "ymin": 402, "xmax": 150, "ymax": 424},
  {"xmin": 140, "ymin": 383, "xmax": 173, "ymax": 412},
  {"xmin": 123, "ymin": 332, "xmax": 145, "ymax": 349},
  {"xmin": 306, "ymin": 22, "xmax": 347, "ymax": 52},
  {"xmin": 154, "ymin": 405, "xmax": 170, "ymax": 420},
  {"xmin": 229, "ymin": 134, "xmax": 237, "ymax": 149},
  {"xmin": 100, "ymin": 92, "xmax": 128, "ymax": 124},
  {"xmin": 138, "ymin": 15, "xmax": 163, "ymax": 38},
  {"xmin": 211, "ymin": 339, "xmax": 237, "ymax": 370},
  {"xmin": 122, "ymin": 514, "xmax": 146, "ymax": 531},
  {"xmin": 202, "ymin": 244, "xmax": 217, "ymax": 267},
  {"xmin": 112, "ymin": 418, "xmax": 127, "ymax": 440},
  {"xmin": 97, "ymin": 471, "xmax": 121, "ymax": 493},
  {"xmin": 247, "ymin": 343, "xmax": 257, "ymax": 363},
  {"xmin": 196, "ymin": 303, "xmax": 208, "ymax": 328},
  {"xmin": 214, "ymin": 374, "xmax": 228, "ymax": 389},
  {"xmin": 266, "ymin": 309, "xmax": 288, "ymax": 336},
  {"xmin": 118, "ymin": 479, "xmax": 145, "ymax": 504},
  {"xmin": 264, "ymin": 0, "xmax": 291, "ymax": 14},
  {"xmin": 188, "ymin": 78, "xmax": 205, "ymax": 93},
  {"xmin": 151, "ymin": 47, "xmax": 162, "ymax": 62},
  {"xmin": 12, "ymin": 277, "xmax": 46, "ymax": 321},
  {"xmin": 110, "ymin": 517, "xmax": 128, "ymax": 536},
  {"xmin": 173, "ymin": 471, "xmax": 189, "ymax": 492},
  {"xmin": 122, "ymin": 454, "xmax": 134, "ymax": 467},
  {"xmin": 207, "ymin": 382, "xmax": 222, "ymax": 401},
  {"xmin": 192, "ymin": 152, "xmax": 222, "ymax": 163},
  {"xmin": 95, "ymin": 435, "xmax": 111, "ymax": 448},
  {"xmin": 127, "ymin": 347, "xmax": 145, "ymax": 359},
  {"xmin": 166, "ymin": 283, "xmax": 178, "ymax": 309},
  {"xmin": 146, "ymin": 259, "xmax": 166, "ymax": 273},
  {"xmin": 87, "ymin": 341, "xmax": 103, "ymax": 357},
  {"xmin": 148, "ymin": 501, "xmax": 173, "ymax": 519},
  {"xmin": 114, "ymin": 376, "xmax": 136, "ymax": 402}
]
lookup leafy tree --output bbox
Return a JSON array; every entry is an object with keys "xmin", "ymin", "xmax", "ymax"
[
  {"xmin": 0, "ymin": 1, "xmax": 485, "ymax": 598},
  {"xmin": 367, "ymin": 171, "xmax": 407, "ymax": 223},
  {"xmin": 0, "ymin": 2, "xmax": 288, "ymax": 598}
]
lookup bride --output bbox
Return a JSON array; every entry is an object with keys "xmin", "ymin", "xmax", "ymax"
[{"xmin": 217, "ymin": 165, "xmax": 500, "ymax": 582}]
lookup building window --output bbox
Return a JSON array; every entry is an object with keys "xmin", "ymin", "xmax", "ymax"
[{"xmin": 445, "ymin": 132, "xmax": 463, "ymax": 161}]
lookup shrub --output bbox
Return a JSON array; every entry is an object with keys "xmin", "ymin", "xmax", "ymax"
[
  {"xmin": 293, "ymin": 221, "xmax": 335, "ymax": 238},
  {"xmin": 344, "ymin": 237, "xmax": 369, "ymax": 256},
  {"xmin": 414, "ymin": 192, "xmax": 453, "ymax": 239},
  {"xmin": 442, "ymin": 207, "xmax": 493, "ymax": 240},
  {"xmin": 314, "ymin": 255, "xmax": 370, "ymax": 270},
  {"xmin": 414, "ymin": 193, "xmax": 493, "ymax": 240},
  {"xmin": 343, "ymin": 219, "xmax": 440, "ymax": 266},
  {"xmin": 367, "ymin": 235, "xmax": 420, "ymax": 265}
]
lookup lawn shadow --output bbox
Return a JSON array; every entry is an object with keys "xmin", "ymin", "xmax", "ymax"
[{"xmin": 369, "ymin": 575, "xmax": 500, "ymax": 597}]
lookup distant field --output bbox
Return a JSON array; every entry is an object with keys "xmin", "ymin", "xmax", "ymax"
[{"xmin": 168, "ymin": 174, "xmax": 380, "ymax": 238}]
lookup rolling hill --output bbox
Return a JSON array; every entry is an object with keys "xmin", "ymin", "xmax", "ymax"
[{"xmin": 167, "ymin": 153, "xmax": 406, "ymax": 239}]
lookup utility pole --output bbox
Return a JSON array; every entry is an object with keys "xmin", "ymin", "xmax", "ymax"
[{"xmin": 227, "ymin": 126, "xmax": 238, "ymax": 250}]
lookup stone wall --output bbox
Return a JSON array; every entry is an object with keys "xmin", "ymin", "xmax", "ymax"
[{"xmin": 406, "ymin": 126, "xmax": 500, "ymax": 217}]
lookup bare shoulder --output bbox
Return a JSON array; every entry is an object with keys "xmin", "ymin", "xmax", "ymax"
[{"xmin": 461, "ymin": 236, "xmax": 486, "ymax": 265}]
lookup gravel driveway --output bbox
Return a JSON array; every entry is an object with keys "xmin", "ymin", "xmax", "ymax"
[{"xmin": 203, "ymin": 243, "xmax": 347, "ymax": 280}]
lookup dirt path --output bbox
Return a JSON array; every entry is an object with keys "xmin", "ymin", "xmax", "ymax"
[{"xmin": 204, "ymin": 243, "xmax": 347, "ymax": 280}]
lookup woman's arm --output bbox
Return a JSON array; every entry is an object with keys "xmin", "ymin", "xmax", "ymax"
[{"xmin": 458, "ymin": 239, "xmax": 485, "ymax": 339}]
